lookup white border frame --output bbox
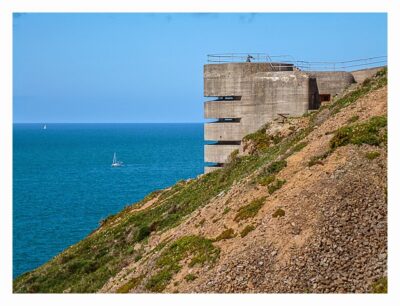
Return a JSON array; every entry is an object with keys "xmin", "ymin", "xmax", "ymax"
[{"xmin": 1, "ymin": 1, "xmax": 399, "ymax": 305}]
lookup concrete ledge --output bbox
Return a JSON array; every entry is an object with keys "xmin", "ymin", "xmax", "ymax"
[
  {"xmin": 205, "ymin": 144, "xmax": 240, "ymax": 163},
  {"xmin": 204, "ymin": 122, "xmax": 242, "ymax": 141},
  {"xmin": 204, "ymin": 100, "xmax": 244, "ymax": 119}
]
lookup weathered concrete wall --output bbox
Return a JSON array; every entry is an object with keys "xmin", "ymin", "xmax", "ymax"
[
  {"xmin": 351, "ymin": 66, "xmax": 385, "ymax": 83},
  {"xmin": 306, "ymin": 71, "xmax": 355, "ymax": 98},
  {"xmin": 204, "ymin": 144, "xmax": 240, "ymax": 163},
  {"xmin": 204, "ymin": 69, "xmax": 317, "ymax": 170},
  {"xmin": 204, "ymin": 63, "xmax": 293, "ymax": 97}
]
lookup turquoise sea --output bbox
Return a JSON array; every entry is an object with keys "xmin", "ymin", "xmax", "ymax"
[{"xmin": 13, "ymin": 123, "xmax": 205, "ymax": 278}]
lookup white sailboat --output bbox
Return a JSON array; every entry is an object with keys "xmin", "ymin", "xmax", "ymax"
[
  {"xmin": 43, "ymin": 124, "xmax": 47, "ymax": 130},
  {"xmin": 111, "ymin": 152, "xmax": 123, "ymax": 167}
]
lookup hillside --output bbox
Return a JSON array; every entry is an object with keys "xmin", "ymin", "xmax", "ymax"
[{"xmin": 13, "ymin": 68, "xmax": 387, "ymax": 293}]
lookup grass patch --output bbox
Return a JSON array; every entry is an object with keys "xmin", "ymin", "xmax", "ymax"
[
  {"xmin": 257, "ymin": 174, "xmax": 275, "ymax": 186},
  {"xmin": 184, "ymin": 274, "xmax": 197, "ymax": 282},
  {"xmin": 291, "ymin": 141, "xmax": 308, "ymax": 153},
  {"xmin": 116, "ymin": 275, "xmax": 144, "ymax": 293},
  {"xmin": 267, "ymin": 179, "xmax": 286, "ymax": 195},
  {"xmin": 272, "ymin": 208, "xmax": 285, "ymax": 218},
  {"xmin": 145, "ymin": 236, "xmax": 219, "ymax": 292},
  {"xmin": 242, "ymin": 124, "xmax": 283, "ymax": 154},
  {"xmin": 222, "ymin": 207, "xmax": 231, "ymax": 215},
  {"xmin": 347, "ymin": 115, "xmax": 359, "ymax": 124},
  {"xmin": 266, "ymin": 160, "xmax": 287, "ymax": 174},
  {"xmin": 257, "ymin": 160, "xmax": 287, "ymax": 186},
  {"xmin": 213, "ymin": 228, "xmax": 235, "ymax": 241},
  {"xmin": 330, "ymin": 116, "xmax": 387, "ymax": 150},
  {"xmin": 308, "ymin": 151, "xmax": 331, "ymax": 167},
  {"xmin": 371, "ymin": 277, "xmax": 387, "ymax": 293},
  {"xmin": 240, "ymin": 225, "xmax": 256, "ymax": 238},
  {"xmin": 234, "ymin": 197, "xmax": 266, "ymax": 222},
  {"xmin": 365, "ymin": 151, "xmax": 380, "ymax": 160}
]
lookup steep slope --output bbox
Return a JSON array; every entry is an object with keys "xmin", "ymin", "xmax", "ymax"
[{"xmin": 13, "ymin": 68, "xmax": 387, "ymax": 293}]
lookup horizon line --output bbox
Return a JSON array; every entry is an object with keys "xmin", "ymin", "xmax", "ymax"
[{"xmin": 13, "ymin": 122, "xmax": 205, "ymax": 124}]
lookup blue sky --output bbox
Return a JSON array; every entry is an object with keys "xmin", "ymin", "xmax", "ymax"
[{"xmin": 13, "ymin": 13, "xmax": 387, "ymax": 123}]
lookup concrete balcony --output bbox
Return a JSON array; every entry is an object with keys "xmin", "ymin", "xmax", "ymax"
[
  {"xmin": 205, "ymin": 143, "xmax": 241, "ymax": 164},
  {"xmin": 204, "ymin": 122, "xmax": 243, "ymax": 141},
  {"xmin": 204, "ymin": 100, "xmax": 243, "ymax": 119}
]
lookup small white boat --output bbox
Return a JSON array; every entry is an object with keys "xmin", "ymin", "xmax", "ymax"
[
  {"xmin": 43, "ymin": 124, "xmax": 47, "ymax": 130},
  {"xmin": 111, "ymin": 152, "xmax": 123, "ymax": 167}
]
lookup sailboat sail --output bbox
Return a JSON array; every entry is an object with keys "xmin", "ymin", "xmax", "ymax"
[{"xmin": 111, "ymin": 152, "xmax": 122, "ymax": 167}]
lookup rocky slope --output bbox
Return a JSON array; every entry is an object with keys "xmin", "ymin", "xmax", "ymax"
[{"xmin": 13, "ymin": 68, "xmax": 387, "ymax": 294}]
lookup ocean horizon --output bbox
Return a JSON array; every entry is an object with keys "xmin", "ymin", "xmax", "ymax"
[{"xmin": 13, "ymin": 123, "xmax": 205, "ymax": 278}]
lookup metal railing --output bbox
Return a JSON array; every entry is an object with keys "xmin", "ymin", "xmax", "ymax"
[{"xmin": 207, "ymin": 53, "xmax": 387, "ymax": 72}]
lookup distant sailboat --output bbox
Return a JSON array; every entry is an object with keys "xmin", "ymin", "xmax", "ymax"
[
  {"xmin": 111, "ymin": 152, "xmax": 123, "ymax": 167},
  {"xmin": 43, "ymin": 124, "xmax": 47, "ymax": 130}
]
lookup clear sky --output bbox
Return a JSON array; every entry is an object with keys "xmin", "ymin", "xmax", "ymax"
[{"xmin": 13, "ymin": 13, "xmax": 387, "ymax": 123}]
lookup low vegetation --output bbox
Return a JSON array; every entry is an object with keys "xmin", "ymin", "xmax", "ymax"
[
  {"xmin": 272, "ymin": 208, "xmax": 285, "ymax": 218},
  {"xmin": 330, "ymin": 116, "xmax": 387, "ymax": 150},
  {"xmin": 222, "ymin": 207, "xmax": 231, "ymax": 215},
  {"xmin": 234, "ymin": 197, "xmax": 267, "ymax": 222},
  {"xmin": 240, "ymin": 225, "xmax": 256, "ymax": 238},
  {"xmin": 347, "ymin": 115, "xmax": 359, "ymax": 124},
  {"xmin": 371, "ymin": 277, "xmax": 387, "ymax": 293},
  {"xmin": 116, "ymin": 275, "xmax": 144, "ymax": 293},
  {"xmin": 214, "ymin": 228, "xmax": 236, "ymax": 241},
  {"xmin": 242, "ymin": 124, "xmax": 283, "ymax": 154},
  {"xmin": 365, "ymin": 151, "xmax": 381, "ymax": 160},
  {"xmin": 145, "ymin": 235, "xmax": 220, "ymax": 292},
  {"xmin": 267, "ymin": 179, "xmax": 286, "ymax": 195},
  {"xmin": 308, "ymin": 151, "xmax": 331, "ymax": 167},
  {"xmin": 184, "ymin": 274, "xmax": 197, "ymax": 282},
  {"xmin": 291, "ymin": 141, "xmax": 308, "ymax": 153}
]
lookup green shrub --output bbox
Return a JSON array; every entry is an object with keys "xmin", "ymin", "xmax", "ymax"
[
  {"xmin": 267, "ymin": 179, "xmax": 286, "ymax": 195},
  {"xmin": 145, "ymin": 236, "xmax": 220, "ymax": 292},
  {"xmin": 240, "ymin": 225, "xmax": 256, "ymax": 238},
  {"xmin": 234, "ymin": 197, "xmax": 266, "ymax": 222},
  {"xmin": 116, "ymin": 275, "xmax": 144, "ymax": 293},
  {"xmin": 272, "ymin": 208, "xmax": 285, "ymax": 218},
  {"xmin": 347, "ymin": 115, "xmax": 359, "ymax": 124},
  {"xmin": 137, "ymin": 225, "xmax": 151, "ymax": 241},
  {"xmin": 257, "ymin": 174, "xmax": 275, "ymax": 186},
  {"xmin": 371, "ymin": 277, "xmax": 387, "ymax": 293},
  {"xmin": 308, "ymin": 151, "xmax": 331, "ymax": 167},
  {"xmin": 291, "ymin": 141, "xmax": 308, "ymax": 153},
  {"xmin": 330, "ymin": 116, "xmax": 387, "ymax": 150},
  {"xmin": 266, "ymin": 160, "xmax": 287, "ymax": 174},
  {"xmin": 222, "ymin": 207, "xmax": 231, "ymax": 215},
  {"xmin": 365, "ymin": 151, "xmax": 380, "ymax": 160},
  {"xmin": 184, "ymin": 274, "xmax": 197, "ymax": 282},
  {"xmin": 214, "ymin": 228, "xmax": 235, "ymax": 241},
  {"xmin": 242, "ymin": 125, "xmax": 284, "ymax": 154}
]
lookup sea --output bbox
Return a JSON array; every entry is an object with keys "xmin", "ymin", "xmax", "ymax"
[{"xmin": 13, "ymin": 123, "xmax": 205, "ymax": 278}]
